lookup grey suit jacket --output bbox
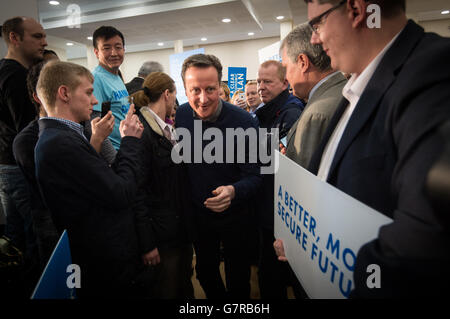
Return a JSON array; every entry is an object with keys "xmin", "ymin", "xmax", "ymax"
[{"xmin": 285, "ymin": 72, "xmax": 347, "ymax": 168}]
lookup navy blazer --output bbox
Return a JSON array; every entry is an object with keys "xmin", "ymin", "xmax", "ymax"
[
  {"xmin": 309, "ymin": 20, "xmax": 450, "ymax": 298},
  {"xmin": 35, "ymin": 119, "xmax": 145, "ymax": 297}
]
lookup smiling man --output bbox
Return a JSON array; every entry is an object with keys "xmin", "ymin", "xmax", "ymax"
[
  {"xmin": 0, "ymin": 17, "xmax": 47, "ymax": 275},
  {"xmin": 303, "ymin": 0, "xmax": 450, "ymax": 297},
  {"xmin": 176, "ymin": 54, "xmax": 262, "ymax": 299},
  {"xmin": 34, "ymin": 61, "xmax": 148, "ymax": 298},
  {"xmin": 91, "ymin": 26, "xmax": 130, "ymax": 149}
]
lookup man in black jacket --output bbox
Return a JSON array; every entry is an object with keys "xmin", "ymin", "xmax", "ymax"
[
  {"xmin": 34, "ymin": 61, "xmax": 149, "ymax": 298},
  {"xmin": 0, "ymin": 16, "xmax": 47, "ymax": 260},
  {"xmin": 255, "ymin": 60, "xmax": 304, "ymax": 299}
]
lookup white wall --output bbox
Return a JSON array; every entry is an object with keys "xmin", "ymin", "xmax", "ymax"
[
  {"xmin": 68, "ymin": 36, "xmax": 279, "ymax": 83},
  {"xmin": 418, "ymin": 18, "xmax": 450, "ymax": 37}
]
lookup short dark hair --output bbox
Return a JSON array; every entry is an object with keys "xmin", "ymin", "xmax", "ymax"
[
  {"xmin": 281, "ymin": 23, "xmax": 331, "ymax": 72},
  {"xmin": 1, "ymin": 16, "xmax": 25, "ymax": 45},
  {"xmin": 181, "ymin": 54, "xmax": 222, "ymax": 85},
  {"xmin": 27, "ymin": 61, "xmax": 46, "ymax": 114},
  {"xmin": 92, "ymin": 26, "xmax": 125, "ymax": 49},
  {"xmin": 303, "ymin": 0, "xmax": 405, "ymax": 18}
]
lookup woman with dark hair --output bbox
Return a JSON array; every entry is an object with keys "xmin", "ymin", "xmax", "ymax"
[{"xmin": 131, "ymin": 72, "xmax": 194, "ymax": 299}]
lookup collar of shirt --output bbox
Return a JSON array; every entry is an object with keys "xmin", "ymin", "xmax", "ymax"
[
  {"xmin": 308, "ymin": 71, "xmax": 341, "ymax": 102},
  {"xmin": 144, "ymin": 106, "xmax": 175, "ymax": 139},
  {"xmin": 40, "ymin": 117, "xmax": 87, "ymax": 140},
  {"xmin": 193, "ymin": 98, "xmax": 223, "ymax": 123}
]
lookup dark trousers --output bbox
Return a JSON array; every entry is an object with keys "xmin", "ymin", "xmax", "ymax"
[
  {"xmin": 193, "ymin": 209, "xmax": 251, "ymax": 299},
  {"xmin": 151, "ymin": 243, "xmax": 194, "ymax": 299},
  {"xmin": 258, "ymin": 227, "xmax": 308, "ymax": 299}
]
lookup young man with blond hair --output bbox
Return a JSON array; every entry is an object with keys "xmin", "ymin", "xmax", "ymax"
[{"xmin": 34, "ymin": 61, "xmax": 150, "ymax": 298}]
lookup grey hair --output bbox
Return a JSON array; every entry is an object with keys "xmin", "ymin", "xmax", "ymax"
[
  {"xmin": 138, "ymin": 61, "xmax": 164, "ymax": 77},
  {"xmin": 280, "ymin": 23, "xmax": 331, "ymax": 72}
]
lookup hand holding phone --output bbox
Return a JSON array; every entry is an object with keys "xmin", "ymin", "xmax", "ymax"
[{"xmin": 101, "ymin": 101, "xmax": 111, "ymax": 118}]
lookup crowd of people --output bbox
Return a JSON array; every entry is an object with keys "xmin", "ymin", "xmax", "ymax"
[{"xmin": 0, "ymin": 0, "xmax": 449, "ymax": 299}]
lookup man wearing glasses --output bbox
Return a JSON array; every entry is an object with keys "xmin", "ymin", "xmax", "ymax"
[{"xmin": 303, "ymin": 0, "xmax": 450, "ymax": 297}]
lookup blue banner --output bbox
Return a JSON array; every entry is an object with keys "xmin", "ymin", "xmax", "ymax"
[
  {"xmin": 31, "ymin": 230, "xmax": 76, "ymax": 299},
  {"xmin": 170, "ymin": 48, "xmax": 205, "ymax": 105},
  {"xmin": 228, "ymin": 67, "xmax": 247, "ymax": 98}
]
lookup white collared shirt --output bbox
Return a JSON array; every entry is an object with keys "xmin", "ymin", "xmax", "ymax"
[
  {"xmin": 317, "ymin": 31, "xmax": 402, "ymax": 181},
  {"xmin": 144, "ymin": 107, "xmax": 176, "ymax": 141}
]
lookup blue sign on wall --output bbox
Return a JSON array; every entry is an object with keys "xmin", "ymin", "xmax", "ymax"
[
  {"xmin": 228, "ymin": 67, "xmax": 247, "ymax": 98},
  {"xmin": 31, "ymin": 230, "xmax": 76, "ymax": 299}
]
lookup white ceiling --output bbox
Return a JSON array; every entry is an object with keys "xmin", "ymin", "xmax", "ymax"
[{"xmin": 37, "ymin": 0, "xmax": 450, "ymax": 59}]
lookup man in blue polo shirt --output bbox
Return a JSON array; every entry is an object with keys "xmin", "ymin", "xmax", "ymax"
[{"xmin": 92, "ymin": 26, "xmax": 130, "ymax": 149}]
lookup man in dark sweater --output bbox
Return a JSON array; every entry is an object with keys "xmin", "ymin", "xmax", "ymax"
[
  {"xmin": 176, "ymin": 54, "xmax": 262, "ymax": 298},
  {"xmin": 34, "ymin": 61, "xmax": 149, "ymax": 298},
  {"xmin": 0, "ymin": 17, "xmax": 47, "ymax": 274},
  {"xmin": 255, "ymin": 60, "xmax": 304, "ymax": 299}
]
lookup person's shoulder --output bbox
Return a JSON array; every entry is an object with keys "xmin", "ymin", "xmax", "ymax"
[
  {"xmin": 222, "ymin": 101, "xmax": 257, "ymax": 127},
  {"xmin": 0, "ymin": 59, "xmax": 27, "ymax": 86}
]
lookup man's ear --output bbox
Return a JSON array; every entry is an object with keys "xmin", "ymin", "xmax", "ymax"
[
  {"xmin": 8, "ymin": 32, "xmax": 21, "ymax": 46},
  {"xmin": 57, "ymin": 85, "xmax": 70, "ymax": 103},
  {"xmin": 347, "ymin": 0, "xmax": 368, "ymax": 28},
  {"xmin": 297, "ymin": 53, "xmax": 310, "ymax": 73},
  {"xmin": 32, "ymin": 92, "xmax": 41, "ymax": 105},
  {"xmin": 93, "ymin": 47, "xmax": 99, "ymax": 59}
]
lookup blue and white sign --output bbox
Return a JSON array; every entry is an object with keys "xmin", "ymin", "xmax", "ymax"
[
  {"xmin": 258, "ymin": 41, "xmax": 281, "ymax": 63},
  {"xmin": 31, "ymin": 230, "xmax": 76, "ymax": 299},
  {"xmin": 169, "ymin": 48, "xmax": 205, "ymax": 105},
  {"xmin": 274, "ymin": 151, "xmax": 392, "ymax": 299},
  {"xmin": 228, "ymin": 67, "xmax": 247, "ymax": 98}
]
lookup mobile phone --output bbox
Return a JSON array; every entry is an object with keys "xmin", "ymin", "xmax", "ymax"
[
  {"xmin": 239, "ymin": 92, "xmax": 245, "ymax": 101},
  {"xmin": 101, "ymin": 101, "xmax": 111, "ymax": 117}
]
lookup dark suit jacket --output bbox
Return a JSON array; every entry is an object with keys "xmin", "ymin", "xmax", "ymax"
[
  {"xmin": 35, "ymin": 119, "xmax": 145, "ymax": 297},
  {"xmin": 308, "ymin": 20, "xmax": 450, "ymax": 298},
  {"xmin": 125, "ymin": 77, "xmax": 144, "ymax": 95},
  {"xmin": 134, "ymin": 107, "xmax": 194, "ymax": 252}
]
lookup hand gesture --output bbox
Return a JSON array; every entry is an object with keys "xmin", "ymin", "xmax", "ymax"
[
  {"xmin": 204, "ymin": 185, "xmax": 235, "ymax": 213},
  {"xmin": 119, "ymin": 104, "xmax": 144, "ymax": 138},
  {"xmin": 91, "ymin": 111, "xmax": 115, "ymax": 142}
]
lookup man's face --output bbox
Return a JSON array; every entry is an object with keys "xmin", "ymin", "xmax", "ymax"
[
  {"xmin": 257, "ymin": 64, "xmax": 288, "ymax": 104},
  {"xmin": 18, "ymin": 19, "xmax": 47, "ymax": 63},
  {"xmin": 68, "ymin": 76, "xmax": 98, "ymax": 123},
  {"xmin": 184, "ymin": 66, "xmax": 220, "ymax": 120},
  {"xmin": 94, "ymin": 35, "xmax": 125, "ymax": 73},
  {"xmin": 308, "ymin": 1, "xmax": 349, "ymax": 72},
  {"xmin": 281, "ymin": 47, "xmax": 306, "ymax": 99},
  {"xmin": 245, "ymin": 84, "xmax": 261, "ymax": 109}
]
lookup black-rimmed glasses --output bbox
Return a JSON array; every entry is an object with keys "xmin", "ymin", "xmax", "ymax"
[{"xmin": 308, "ymin": 0, "xmax": 346, "ymax": 34}]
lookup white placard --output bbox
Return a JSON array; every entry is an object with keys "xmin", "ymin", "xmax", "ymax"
[
  {"xmin": 274, "ymin": 151, "xmax": 392, "ymax": 298},
  {"xmin": 258, "ymin": 41, "xmax": 281, "ymax": 63}
]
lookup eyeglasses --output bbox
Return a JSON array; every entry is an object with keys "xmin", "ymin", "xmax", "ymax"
[{"xmin": 308, "ymin": 0, "xmax": 346, "ymax": 34}]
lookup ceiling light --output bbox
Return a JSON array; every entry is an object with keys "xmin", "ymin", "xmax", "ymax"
[
  {"xmin": 49, "ymin": 1, "xmax": 60, "ymax": 5},
  {"xmin": 222, "ymin": 18, "xmax": 231, "ymax": 23},
  {"xmin": 248, "ymin": 32, "xmax": 255, "ymax": 36},
  {"xmin": 201, "ymin": 37, "xmax": 207, "ymax": 41},
  {"xmin": 276, "ymin": 16, "xmax": 285, "ymax": 20},
  {"xmin": 87, "ymin": 36, "xmax": 93, "ymax": 40},
  {"xmin": 66, "ymin": 42, "xmax": 74, "ymax": 46},
  {"xmin": 442, "ymin": 10, "xmax": 450, "ymax": 15},
  {"xmin": 158, "ymin": 42, "xmax": 164, "ymax": 46}
]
